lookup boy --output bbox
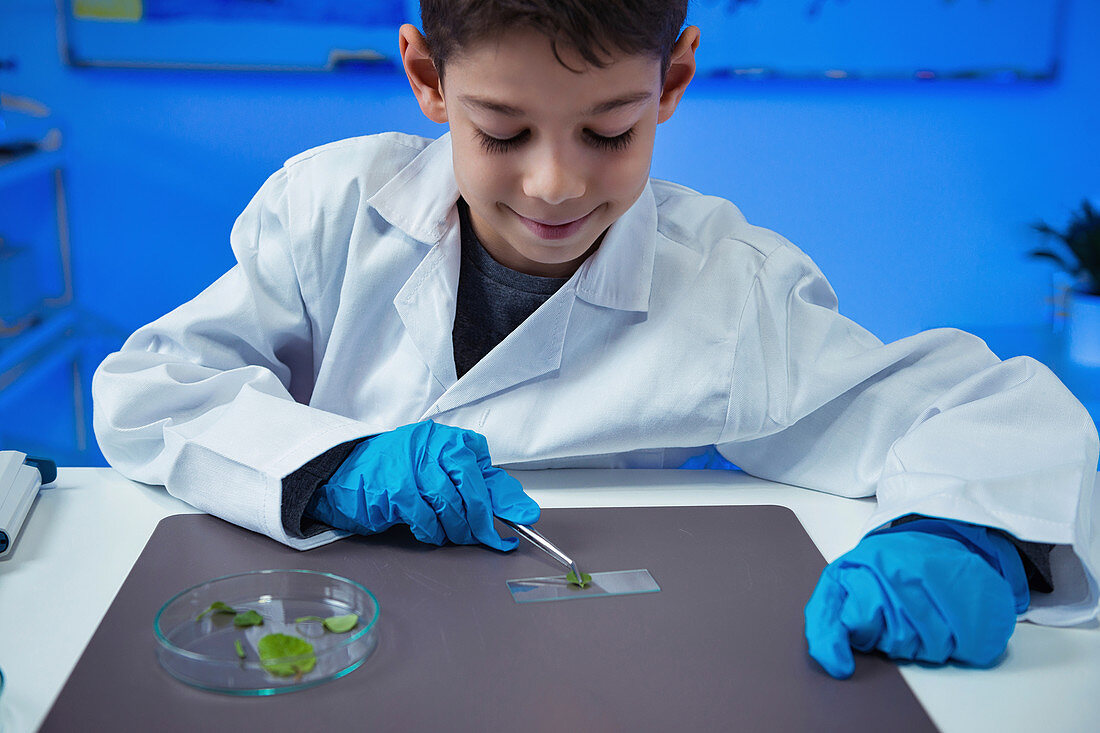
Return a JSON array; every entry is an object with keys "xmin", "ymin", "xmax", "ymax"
[{"xmin": 93, "ymin": 1, "xmax": 1098, "ymax": 679}]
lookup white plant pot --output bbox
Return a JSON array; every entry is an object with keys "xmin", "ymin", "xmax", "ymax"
[{"xmin": 1066, "ymin": 290, "xmax": 1100, "ymax": 367}]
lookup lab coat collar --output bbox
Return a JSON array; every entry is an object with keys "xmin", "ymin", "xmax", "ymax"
[
  {"xmin": 369, "ymin": 133, "xmax": 656, "ymax": 314},
  {"xmin": 574, "ymin": 184, "xmax": 656, "ymax": 313},
  {"xmin": 368, "ymin": 133, "xmax": 461, "ymax": 245}
]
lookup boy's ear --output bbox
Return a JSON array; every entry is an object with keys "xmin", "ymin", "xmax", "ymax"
[
  {"xmin": 399, "ymin": 24, "xmax": 448, "ymax": 124},
  {"xmin": 657, "ymin": 25, "xmax": 700, "ymax": 123}
]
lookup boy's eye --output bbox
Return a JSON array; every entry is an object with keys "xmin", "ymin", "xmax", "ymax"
[
  {"xmin": 475, "ymin": 129, "xmax": 529, "ymax": 154},
  {"xmin": 584, "ymin": 127, "xmax": 635, "ymax": 152},
  {"xmin": 474, "ymin": 127, "xmax": 636, "ymax": 154}
]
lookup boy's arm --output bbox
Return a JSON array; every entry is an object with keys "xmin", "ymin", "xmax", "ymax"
[
  {"xmin": 715, "ymin": 238, "xmax": 1099, "ymax": 626},
  {"xmin": 93, "ymin": 168, "xmax": 373, "ymax": 548}
]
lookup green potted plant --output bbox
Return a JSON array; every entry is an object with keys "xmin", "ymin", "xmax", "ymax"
[{"xmin": 1030, "ymin": 200, "xmax": 1100, "ymax": 366}]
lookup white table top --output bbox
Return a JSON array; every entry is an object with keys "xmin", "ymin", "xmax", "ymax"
[{"xmin": 1, "ymin": 467, "xmax": 1098, "ymax": 733}]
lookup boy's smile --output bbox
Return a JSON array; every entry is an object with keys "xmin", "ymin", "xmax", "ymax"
[{"xmin": 401, "ymin": 24, "xmax": 699, "ymax": 277}]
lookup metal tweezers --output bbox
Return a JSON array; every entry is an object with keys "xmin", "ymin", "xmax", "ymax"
[{"xmin": 498, "ymin": 517, "xmax": 584, "ymax": 583}]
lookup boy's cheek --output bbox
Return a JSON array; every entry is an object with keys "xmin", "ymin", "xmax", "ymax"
[
  {"xmin": 452, "ymin": 148, "xmax": 496, "ymax": 191},
  {"xmin": 456, "ymin": 161, "xmax": 511, "ymax": 205},
  {"xmin": 603, "ymin": 153, "xmax": 653, "ymax": 201}
]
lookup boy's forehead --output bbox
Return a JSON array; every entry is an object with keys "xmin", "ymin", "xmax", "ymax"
[
  {"xmin": 443, "ymin": 28, "xmax": 662, "ymax": 109},
  {"xmin": 459, "ymin": 90, "xmax": 654, "ymax": 119}
]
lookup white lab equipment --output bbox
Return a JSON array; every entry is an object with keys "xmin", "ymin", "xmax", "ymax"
[{"xmin": 0, "ymin": 450, "xmax": 55, "ymax": 557}]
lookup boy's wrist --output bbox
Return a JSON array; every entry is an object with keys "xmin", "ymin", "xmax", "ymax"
[{"xmin": 281, "ymin": 438, "xmax": 365, "ymax": 538}]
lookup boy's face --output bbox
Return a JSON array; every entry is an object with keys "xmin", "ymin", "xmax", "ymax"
[{"xmin": 402, "ymin": 26, "xmax": 698, "ymax": 277}]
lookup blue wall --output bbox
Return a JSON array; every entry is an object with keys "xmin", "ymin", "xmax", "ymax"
[{"xmin": 2, "ymin": 0, "xmax": 1099, "ymax": 345}]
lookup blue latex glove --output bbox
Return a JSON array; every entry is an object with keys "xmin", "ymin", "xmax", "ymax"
[
  {"xmin": 306, "ymin": 421, "xmax": 539, "ymax": 551},
  {"xmin": 677, "ymin": 446, "xmax": 740, "ymax": 471},
  {"xmin": 804, "ymin": 518, "xmax": 1030, "ymax": 679}
]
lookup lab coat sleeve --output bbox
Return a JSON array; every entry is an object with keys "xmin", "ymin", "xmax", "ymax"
[
  {"xmin": 92, "ymin": 169, "xmax": 372, "ymax": 549},
  {"xmin": 716, "ymin": 236, "xmax": 1100, "ymax": 625}
]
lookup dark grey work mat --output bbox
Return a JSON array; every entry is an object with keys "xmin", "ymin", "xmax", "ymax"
[{"xmin": 44, "ymin": 507, "xmax": 936, "ymax": 732}]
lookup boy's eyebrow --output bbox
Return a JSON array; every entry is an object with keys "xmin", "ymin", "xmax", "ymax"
[
  {"xmin": 459, "ymin": 91, "xmax": 654, "ymax": 118},
  {"xmin": 585, "ymin": 91, "xmax": 654, "ymax": 116}
]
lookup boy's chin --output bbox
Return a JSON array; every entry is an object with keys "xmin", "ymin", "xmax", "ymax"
[{"xmin": 520, "ymin": 237, "xmax": 605, "ymax": 274}]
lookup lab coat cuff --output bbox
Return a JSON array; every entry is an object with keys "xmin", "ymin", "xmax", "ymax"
[
  {"xmin": 277, "ymin": 526, "xmax": 353, "ymax": 551},
  {"xmin": 865, "ymin": 471, "xmax": 1099, "ymax": 626},
  {"xmin": 261, "ymin": 423, "xmax": 379, "ymax": 547}
]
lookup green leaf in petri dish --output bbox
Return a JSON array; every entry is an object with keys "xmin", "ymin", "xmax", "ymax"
[
  {"xmin": 323, "ymin": 614, "xmax": 359, "ymax": 633},
  {"xmin": 257, "ymin": 634, "xmax": 316, "ymax": 677},
  {"xmin": 296, "ymin": 614, "xmax": 359, "ymax": 633},
  {"xmin": 234, "ymin": 639, "xmax": 245, "ymax": 659},
  {"xmin": 196, "ymin": 601, "xmax": 236, "ymax": 621},
  {"xmin": 232, "ymin": 610, "xmax": 264, "ymax": 627},
  {"xmin": 565, "ymin": 571, "xmax": 592, "ymax": 588}
]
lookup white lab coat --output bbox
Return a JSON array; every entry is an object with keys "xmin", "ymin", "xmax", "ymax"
[{"xmin": 93, "ymin": 132, "xmax": 1099, "ymax": 625}]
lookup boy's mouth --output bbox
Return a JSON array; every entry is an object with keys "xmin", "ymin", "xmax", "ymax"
[{"xmin": 514, "ymin": 209, "xmax": 594, "ymax": 240}]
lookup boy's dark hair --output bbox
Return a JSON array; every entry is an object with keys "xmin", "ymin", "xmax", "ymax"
[{"xmin": 420, "ymin": 0, "xmax": 689, "ymax": 79}]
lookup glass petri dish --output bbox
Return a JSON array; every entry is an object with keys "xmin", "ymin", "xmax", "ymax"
[{"xmin": 154, "ymin": 569, "xmax": 379, "ymax": 695}]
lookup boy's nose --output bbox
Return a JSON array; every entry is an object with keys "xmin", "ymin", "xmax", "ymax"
[{"xmin": 522, "ymin": 149, "xmax": 586, "ymax": 205}]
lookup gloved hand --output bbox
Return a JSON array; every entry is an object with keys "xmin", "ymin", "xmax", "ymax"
[
  {"xmin": 804, "ymin": 518, "xmax": 1030, "ymax": 679},
  {"xmin": 306, "ymin": 421, "xmax": 539, "ymax": 551}
]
